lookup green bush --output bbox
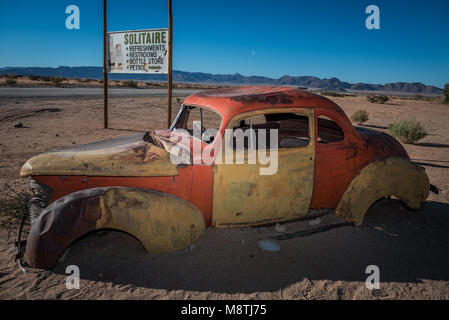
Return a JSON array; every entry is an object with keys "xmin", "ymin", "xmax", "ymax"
[
  {"xmin": 123, "ymin": 80, "xmax": 138, "ymax": 88},
  {"xmin": 389, "ymin": 118, "xmax": 427, "ymax": 144},
  {"xmin": 443, "ymin": 83, "xmax": 449, "ymax": 104},
  {"xmin": 350, "ymin": 110, "xmax": 369, "ymax": 125},
  {"xmin": 367, "ymin": 95, "xmax": 389, "ymax": 104}
]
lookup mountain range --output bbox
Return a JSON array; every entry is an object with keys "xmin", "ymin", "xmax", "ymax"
[{"xmin": 0, "ymin": 66, "xmax": 443, "ymax": 95}]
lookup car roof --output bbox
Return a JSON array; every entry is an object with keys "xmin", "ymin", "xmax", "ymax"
[{"xmin": 184, "ymin": 86, "xmax": 346, "ymax": 120}]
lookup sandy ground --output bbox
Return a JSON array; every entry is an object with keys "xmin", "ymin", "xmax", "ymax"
[{"xmin": 0, "ymin": 94, "xmax": 448, "ymax": 299}]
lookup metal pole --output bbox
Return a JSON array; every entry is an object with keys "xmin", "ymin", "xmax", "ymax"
[
  {"xmin": 103, "ymin": 0, "xmax": 109, "ymax": 129},
  {"xmin": 166, "ymin": 0, "xmax": 173, "ymax": 128}
]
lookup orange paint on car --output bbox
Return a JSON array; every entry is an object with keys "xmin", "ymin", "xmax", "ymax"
[
  {"xmin": 33, "ymin": 164, "xmax": 214, "ymax": 226},
  {"xmin": 311, "ymin": 107, "xmax": 408, "ymax": 209}
]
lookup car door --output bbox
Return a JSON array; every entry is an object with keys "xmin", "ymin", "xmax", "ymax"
[{"xmin": 212, "ymin": 108, "xmax": 315, "ymax": 227}]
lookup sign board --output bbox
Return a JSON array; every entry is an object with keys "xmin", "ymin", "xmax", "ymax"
[{"xmin": 107, "ymin": 28, "xmax": 169, "ymax": 74}]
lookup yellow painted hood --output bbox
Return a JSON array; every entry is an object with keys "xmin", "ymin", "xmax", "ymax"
[{"xmin": 20, "ymin": 133, "xmax": 178, "ymax": 177}]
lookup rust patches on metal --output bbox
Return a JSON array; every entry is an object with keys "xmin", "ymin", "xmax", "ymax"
[
  {"xmin": 230, "ymin": 92, "xmax": 294, "ymax": 105},
  {"xmin": 25, "ymin": 187, "xmax": 207, "ymax": 269},
  {"xmin": 194, "ymin": 86, "xmax": 311, "ymax": 105},
  {"xmin": 338, "ymin": 142, "xmax": 358, "ymax": 160},
  {"xmin": 217, "ymin": 217, "xmax": 287, "ymax": 228},
  {"xmin": 144, "ymin": 145, "xmax": 161, "ymax": 162},
  {"xmin": 213, "ymin": 107, "xmax": 315, "ymax": 227},
  {"xmin": 25, "ymin": 188, "xmax": 107, "ymax": 269},
  {"xmin": 187, "ymin": 86, "xmax": 340, "ymax": 121},
  {"xmin": 335, "ymin": 157, "xmax": 429, "ymax": 225},
  {"xmin": 311, "ymin": 106, "xmax": 412, "ymax": 210},
  {"xmin": 20, "ymin": 133, "xmax": 178, "ymax": 177},
  {"xmin": 356, "ymin": 127, "xmax": 408, "ymax": 158},
  {"xmin": 247, "ymin": 183, "xmax": 256, "ymax": 196},
  {"xmin": 97, "ymin": 195, "xmax": 111, "ymax": 226}
]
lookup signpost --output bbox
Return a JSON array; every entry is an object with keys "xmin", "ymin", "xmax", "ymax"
[
  {"xmin": 167, "ymin": 0, "xmax": 173, "ymax": 129},
  {"xmin": 103, "ymin": 0, "xmax": 108, "ymax": 129},
  {"xmin": 107, "ymin": 29, "xmax": 169, "ymax": 74},
  {"xmin": 102, "ymin": 0, "xmax": 173, "ymax": 129}
]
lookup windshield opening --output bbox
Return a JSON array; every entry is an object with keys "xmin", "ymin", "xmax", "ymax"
[{"xmin": 168, "ymin": 104, "xmax": 222, "ymax": 144}]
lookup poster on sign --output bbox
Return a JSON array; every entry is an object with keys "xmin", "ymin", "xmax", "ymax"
[{"xmin": 107, "ymin": 28, "xmax": 169, "ymax": 74}]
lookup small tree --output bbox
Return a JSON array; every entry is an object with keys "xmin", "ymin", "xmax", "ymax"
[
  {"xmin": 443, "ymin": 83, "xmax": 449, "ymax": 104},
  {"xmin": 350, "ymin": 110, "xmax": 369, "ymax": 125},
  {"xmin": 389, "ymin": 118, "xmax": 427, "ymax": 144}
]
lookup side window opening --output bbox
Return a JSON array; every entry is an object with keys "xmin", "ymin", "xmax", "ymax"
[
  {"xmin": 230, "ymin": 112, "xmax": 310, "ymax": 150},
  {"xmin": 317, "ymin": 115, "xmax": 344, "ymax": 144}
]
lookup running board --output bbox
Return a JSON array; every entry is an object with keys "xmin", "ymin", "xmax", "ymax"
[{"xmin": 272, "ymin": 213, "xmax": 355, "ymax": 241}]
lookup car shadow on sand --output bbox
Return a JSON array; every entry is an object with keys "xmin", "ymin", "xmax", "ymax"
[{"xmin": 52, "ymin": 199, "xmax": 449, "ymax": 294}]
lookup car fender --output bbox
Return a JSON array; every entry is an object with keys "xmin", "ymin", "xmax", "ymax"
[
  {"xmin": 335, "ymin": 156, "xmax": 429, "ymax": 226},
  {"xmin": 25, "ymin": 187, "xmax": 206, "ymax": 269}
]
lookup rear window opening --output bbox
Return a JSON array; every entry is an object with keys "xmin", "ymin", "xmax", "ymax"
[{"xmin": 317, "ymin": 116, "xmax": 344, "ymax": 143}]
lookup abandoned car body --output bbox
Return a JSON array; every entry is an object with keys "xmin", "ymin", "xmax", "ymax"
[{"xmin": 20, "ymin": 86, "xmax": 430, "ymax": 269}]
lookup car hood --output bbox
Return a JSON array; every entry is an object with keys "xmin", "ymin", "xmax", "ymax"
[{"xmin": 20, "ymin": 133, "xmax": 179, "ymax": 177}]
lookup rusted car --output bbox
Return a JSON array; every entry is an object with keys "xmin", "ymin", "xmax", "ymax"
[{"xmin": 20, "ymin": 86, "xmax": 430, "ymax": 269}]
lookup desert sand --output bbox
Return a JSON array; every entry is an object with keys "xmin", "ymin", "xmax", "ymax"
[{"xmin": 0, "ymin": 93, "xmax": 448, "ymax": 299}]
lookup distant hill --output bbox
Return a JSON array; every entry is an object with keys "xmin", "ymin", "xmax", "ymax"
[{"xmin": 0, "ymin": 66, "xmax": 443, "ymax": 95}]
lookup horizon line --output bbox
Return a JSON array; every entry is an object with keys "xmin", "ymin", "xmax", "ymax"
[{"xmin": 0, "ymin": 65, "xmax": 443, "ymax": 89}]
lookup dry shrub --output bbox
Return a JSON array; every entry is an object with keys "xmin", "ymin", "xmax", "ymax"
[
  {"xmin": 389, "ymin": 118, "xmax": 427, "ymax": 144},
  {"xmin": 0, "ymin": 187, "xmax": 30, "ymax": 230},
  {"xmin": 350, "ymin": 110, "xmax": 369, "ymax": 125}
]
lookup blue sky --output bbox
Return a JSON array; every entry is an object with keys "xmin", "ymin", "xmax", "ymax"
[{"xmin": 0, "ymin": 0, "xmax": 448, "ymax": 87}]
